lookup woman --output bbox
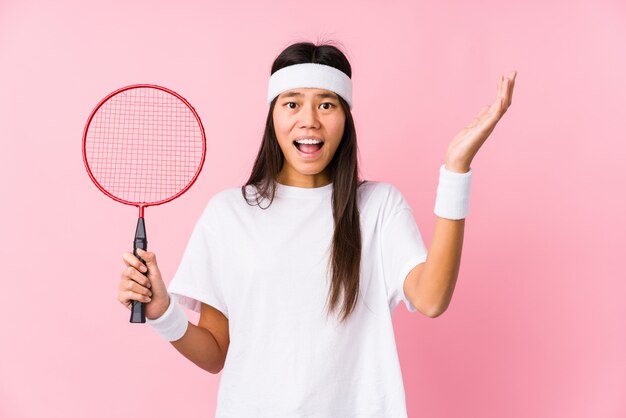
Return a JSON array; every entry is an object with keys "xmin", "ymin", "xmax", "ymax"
[{"xmin": 118, "ymin": 41, "xmax": 516, "ymax": 417}]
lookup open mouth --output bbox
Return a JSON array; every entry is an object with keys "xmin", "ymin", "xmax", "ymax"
[{"xmin": 293, "ymin": 141, "xmax": 324, "ymax": 154}]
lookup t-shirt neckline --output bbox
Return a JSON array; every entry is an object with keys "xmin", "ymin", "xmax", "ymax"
[{"xmin": 275, "ymin": 181, "xmax": 333, "ymax": 198}]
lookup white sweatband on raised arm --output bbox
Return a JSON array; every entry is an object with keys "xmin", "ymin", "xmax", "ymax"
[
  {"xmin": 267, "ymin": 63, "xmax": 353, "ymax": 109},
  {"xmin": 146, "ymin": 293, "xmax": 189, "ymax": 342},
  {"xmin": 434, "ymin": 164, "xmax": 473, "ymax": 220}
]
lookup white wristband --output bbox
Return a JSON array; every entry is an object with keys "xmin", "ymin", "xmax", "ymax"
[
  {"xmin": 434, "ymin": 164, "xmax": 473, "ymax": 220},
  {"xmin": 146, "ymin": 293, "xmax": 189, "ymax": 341}
]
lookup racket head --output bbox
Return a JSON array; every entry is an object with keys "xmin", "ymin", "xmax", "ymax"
[{"xmin": 82, "ymin": 84, "xmax": 206, "ymax": 212}]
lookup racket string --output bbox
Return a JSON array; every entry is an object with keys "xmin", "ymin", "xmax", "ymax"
[{"xmin": 85, "ymin": 87, "xmax": 204, "ymax": 204}]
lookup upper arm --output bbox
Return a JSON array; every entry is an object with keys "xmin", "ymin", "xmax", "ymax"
[
  {"xmin": 198, "ymin": 302, "xmax": 230, "ymax": 367},
  {"xmin": 403, "ymin": 261, "xmax": 428, "ymax": 316}
]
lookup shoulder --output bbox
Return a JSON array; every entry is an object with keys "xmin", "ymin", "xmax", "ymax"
[
  {"xmin": 210, "ymin": 186, "xmax": 246, "ymax": 205},
  {"xmin": 196, "ymin": 185, "xmax": 250, "ymax": 225},
  {"xmin": 358, "ymin": 180, "xmax": 410, "ymax": 211}
]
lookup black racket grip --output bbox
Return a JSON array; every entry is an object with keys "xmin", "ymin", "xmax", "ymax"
[{"xmin": 130, "ymin": 217, "xmax": 148, "ymax": 323}]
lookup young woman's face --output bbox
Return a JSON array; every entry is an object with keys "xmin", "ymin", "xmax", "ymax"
[{"xmin": 273, "ymin": 88, "xmax": 346, "ymax": 188}]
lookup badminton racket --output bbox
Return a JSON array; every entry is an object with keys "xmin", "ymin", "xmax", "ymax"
[{"xmin": 82, "ymin": 84, "xmax": 206, "ymax": 323}]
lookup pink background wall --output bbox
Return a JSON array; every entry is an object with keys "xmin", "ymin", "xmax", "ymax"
[{"xmin": 1, "ymin": 0, "xmax": 624, "ymax": 417}]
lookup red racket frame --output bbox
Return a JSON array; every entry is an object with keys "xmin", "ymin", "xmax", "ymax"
[{"xmin": 82, "ymin": 84, "xmax": 207, "ymax": 218}]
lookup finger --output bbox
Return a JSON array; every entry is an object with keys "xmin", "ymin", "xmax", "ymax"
[
  {"xmin": 496, "ymin": 74, "xmax": 511, "ymax": 113},
  {"xmin": 502, "ymin": 71, "xmax": 516, "ymax": 104},
  {"xmin": 118, "ymin": 290, "xmax": 147, "ymax": 309},
  {"xmin": 121, "ymin": 265, "xmax": 152, "ymax": 289},
  {"xmin": 119, "ymin": 277, "xmax": 153, "ymax": 297},
  {"xmin": 502, "ymin": 75, "xmax": 511, "ymax": 106},
  {"xmin": 119, "ymin": 290, "xmax": 152, "ymax": 305},
  {"xmin": 118, "ymin": 292, "xmax": 132, "ymax": 309},
  {"xmin": 135, "ymin": 248, "xmax": 158, "ymax": 271},
  {"xmin": 507, "ymin": 71, "xmax": 517, "ymax": 105},
  {"xmin": 122, "ymin": 251, "xmax": 148, "ymax": 274},
  {"xmin": 119, "ymin": 280, "xmax": 152, "ymax": 299}
]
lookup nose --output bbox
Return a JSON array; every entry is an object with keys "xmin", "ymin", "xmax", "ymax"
[{"xmin": 299, "ymin": 103, "xmax": 320, "ymax": 129}]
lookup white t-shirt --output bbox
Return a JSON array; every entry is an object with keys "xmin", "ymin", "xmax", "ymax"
[{"xmin": 168, "ymin": 180, "xmax": 428, "ymax": 418}]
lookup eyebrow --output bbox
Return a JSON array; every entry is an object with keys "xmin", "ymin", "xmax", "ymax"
[{"xmin": 279, "ymin": 91, "xmax": 339, "ymax": 100}]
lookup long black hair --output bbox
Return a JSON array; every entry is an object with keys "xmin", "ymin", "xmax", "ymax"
[{"xmin": 241, "ymin": 41, "xmax": 366, "ymax": 323}]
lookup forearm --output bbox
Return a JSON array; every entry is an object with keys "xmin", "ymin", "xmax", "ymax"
[
  {"xmin": 416, "ymin": 216, "xmax": 465, "ymax": 317},
  {"xmin": 171, "ymin": 322, "xmax": 225, "ymax": 374}
]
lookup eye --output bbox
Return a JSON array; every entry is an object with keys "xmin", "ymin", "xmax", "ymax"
[
  {"xmin": 320, "ymin": 102, "xmax": 334, "ymax": 110},
  {"xmin": 285, "ymin": 102, "xmax": 297, "ymax": 109}
]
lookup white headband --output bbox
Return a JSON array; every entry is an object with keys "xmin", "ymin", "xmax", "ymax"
[{"xmin": 267, "ymin": 63, "xmax": 353, "ymax": 109}]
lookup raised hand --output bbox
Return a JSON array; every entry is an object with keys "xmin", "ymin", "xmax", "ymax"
[{"xmin": 445, "ymin": 71, "xmax": 517, "ymax": 173}]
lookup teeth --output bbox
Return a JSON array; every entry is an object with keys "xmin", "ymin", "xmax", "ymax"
[{"xmin": 295, "ymin": 138, "xmax": 323, "ymax": 144}]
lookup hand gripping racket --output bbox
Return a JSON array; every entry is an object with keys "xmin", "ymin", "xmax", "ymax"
[{"xmin": 82, "ymin": 84, "xmax": 206, "ymax": 323}]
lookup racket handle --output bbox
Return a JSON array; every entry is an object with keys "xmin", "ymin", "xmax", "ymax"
[{"xmin": 130, "ymin": 217, "xmax": 148, "ymax": 323}]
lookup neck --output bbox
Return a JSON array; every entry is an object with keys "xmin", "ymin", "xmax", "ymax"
[{"xmin": 277, "ymin": 169, "xmax": 331, "ymax": 188}]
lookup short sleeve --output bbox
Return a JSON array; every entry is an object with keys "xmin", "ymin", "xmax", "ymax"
[
  {"xmin": 167, "ymin": 202, "xmax": 229, "ymax": 318},
  {"xmin": 381, "ymin": 190, "xmax": 428, "ymax": 313}
]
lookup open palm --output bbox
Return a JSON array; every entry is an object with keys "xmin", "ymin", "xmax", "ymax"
[{"xmin": 445, "ymin": 71, "xmax": 517, "ymax": 172}]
